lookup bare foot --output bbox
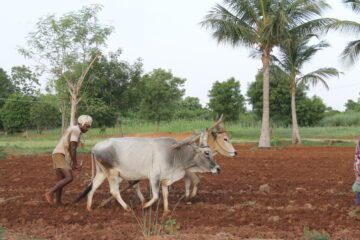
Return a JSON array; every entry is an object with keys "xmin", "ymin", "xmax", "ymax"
[{"xmin": 44, "ymin": 192, "xmax": 53, "ymax": 205}]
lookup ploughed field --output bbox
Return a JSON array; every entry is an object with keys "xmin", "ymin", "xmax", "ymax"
[{"xmin": 1, "ymin": 136, "xmax": 360, "ymax": 239}]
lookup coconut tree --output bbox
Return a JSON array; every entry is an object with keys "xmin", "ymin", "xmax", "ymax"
[
  {"xmin": 201, "ymin": 0, "xmax": 334, "ymax": 148},
  {"xmin": 273, "ymin": 34, "xmax": 341, "ymax": 144},
  {"xmin": 340, "ymin": 0, "xmax": 360, "ymax": 65}
]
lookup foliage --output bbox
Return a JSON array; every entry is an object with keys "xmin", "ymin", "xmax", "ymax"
[
  {"xmin": 201, "ymin": 0, "xmax": 334, "ymax": 148},
  {"xmin": 0, "ymin": 68, "xmax": 15, "ymax": 130},
  {"xmin": 323, "ymin": 107, "xmax": 341, "ymax": 118},
  {"xmin": 247, "ymin": 69, "xmax": 307, "ymax": 126},
  {"xmin": 208, "ymin": 77, "xmax": 246, "ymax": 121},
  {"xmin": 83, "ymin": 49, "xmax": 144, "ymax": 116},
  {"xmin": 11, "ymin": 65, "xmax": 40, "ymax": 96},
  {"xmin": 319, "ymin": 111, "xmax": 360, "ymax": 126},
  {"xmin": 78, "ymin": 98, "xmax": 117, "ymax": 128},
  {"xmin": 345, "ymin": 99, "xmax": 360, "ymax": 112},
  {"xmin": 174, "ymin": 97, "xmax": 211, "ymax": 120},
  {"xmin": 0, "ymin": 94, "xmax": 33, "ymax": 134},
  {"xmin": 30, "ymin": 99, "xmax": 60, "ymax": 134},
  {"xmin": 139, "ymin": 69, "xmax": 185, "ymax": 125},
  {"xmin": 163, "ymin": 219, "xmax": 181, "ymax": 235},
  {"xmin": 19, "ymin": 4, "xmax": 113, "ymax": 125},
  {"xmin": 297, "ymin": 96, "xmax": 327, "ymax": 126},
  {"xmin": 300, "ymin": 227, "xmax": 330, "ymax": 240},
  {"xmin": 0, "ymin": 68, "xmax": 15, "ymax": 109},
  {"xmin": 248, "ymin": 68, "xmax": 328, "ymax": 126}
]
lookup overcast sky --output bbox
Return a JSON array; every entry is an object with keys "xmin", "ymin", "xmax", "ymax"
[{"xmin": 0, "ymin": 0, "xmax": 359, "ymax": 111}]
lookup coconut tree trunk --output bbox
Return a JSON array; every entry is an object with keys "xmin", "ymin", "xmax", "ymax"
[
  {"xmin": 258, "ymin": 50, "xmax": 271, "ymax": 148},
  {"xmin": 291, "ymin": 84, "xmax": 301, "ymax": 145}
]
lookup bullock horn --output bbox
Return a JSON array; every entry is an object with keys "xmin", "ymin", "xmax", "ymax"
[
  {"xmin": 171, "ymin": 132, "xmax": 200, "ymax": 149},
  {"xmin": 207, "ymin": 118, "xmax": 223, "ymax": 132},
  {"xmin": 199, "ymin": 130, "xmax": 209, "ymax": 147}
]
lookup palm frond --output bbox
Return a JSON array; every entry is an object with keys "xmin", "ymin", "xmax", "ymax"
[
  {"xmin": 326, "ymin": 20, "xmax": 360, "ymax": 35},
  {"xmin": 200, "ymin": 3, "xmax": 258, "ymax": 48},
  {"xmin": 298, "ymin": 68, "xmax": 341, "ymax": 89},
  {"xmin": 341, "ymin": 40, "xmax": 360, "ymax": 66},
  {"xmin": 343, "ymin": 0, "xmax": 360, "ymax": 14}
]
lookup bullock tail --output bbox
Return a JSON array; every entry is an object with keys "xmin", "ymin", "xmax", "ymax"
[
  {"xmin": 73, "ymin": 183, "xmax": 92, "ymax": 203},
  {"xmin": 73, "ymin": 152, "xmax": 96, "ymax": 203}
]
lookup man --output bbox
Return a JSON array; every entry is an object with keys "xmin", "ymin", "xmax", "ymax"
[{"xmin": 44, "ymin": 115, "xmax": 93, "ymax": 205}]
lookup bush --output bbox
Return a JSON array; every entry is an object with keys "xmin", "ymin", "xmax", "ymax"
[
  {"xmin": 319, "ymin": 112, "xmax": 360, "ymax": 127},
  {"xmin": 30, "ymin": 101, "xmax": 61, "ymax": 134},
  {"xmin": 0, "ymin": 94, "xmax": 32, "ymax": 134}
]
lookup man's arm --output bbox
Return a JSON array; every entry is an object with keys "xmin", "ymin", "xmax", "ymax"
[{"xmin": 69, "ymin": 141, "xmax": 81, "ymax": 170}]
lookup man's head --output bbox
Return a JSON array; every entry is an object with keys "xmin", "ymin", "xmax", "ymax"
[{"xmin": 78, "ymin": 115, "xmax": 93, "ymax": 133}]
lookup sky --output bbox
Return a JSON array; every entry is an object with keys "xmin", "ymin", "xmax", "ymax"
[{"xmin": 0, "ymin": 0, "xmax": 359, "ymax": 111}]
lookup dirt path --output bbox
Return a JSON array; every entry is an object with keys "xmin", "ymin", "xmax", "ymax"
[{"xmin": 1, "ymin": 140, "xmax": 360, "ymax": 239}]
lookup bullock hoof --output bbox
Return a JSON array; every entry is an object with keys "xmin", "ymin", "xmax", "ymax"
[
  {"xmin": 163, "ymin": 209, "xmax": 170, "ymax": 215},
  {"xmin": 186, "ymin": 201, "xmax": 192, "ymax": 205},
  {"xmin": 87, "ymin": 207, "xmax": 93, "ymax": 212},
  {"xmin": 124, "ymin": 206, "xmax": 131, "ymax": 212}
]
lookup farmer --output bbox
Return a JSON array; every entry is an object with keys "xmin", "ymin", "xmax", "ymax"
[
  {"xmin": 353, "ymin": 136, "xmax": 360, "ymax": 211},
  {"xmin": 44, "ymin": 115, "xmax": 93, "ymax": 205}
]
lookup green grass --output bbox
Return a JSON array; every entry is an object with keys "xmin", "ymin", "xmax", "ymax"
[{"xmin": 0, "ymin": 120, "xmax": 358, "ymax": 157}]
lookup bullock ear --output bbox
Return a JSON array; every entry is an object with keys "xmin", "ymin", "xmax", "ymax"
[{"xmin": 211, "ymin": 130, "xmax": 217, "ymax": 139}]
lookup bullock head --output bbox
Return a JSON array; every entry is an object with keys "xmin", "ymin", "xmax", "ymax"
[
  {"xmin": 209, "ymin": 125, "xmax": 237, "ymax": 157},
  {"xmin": 191, "ymin": 131, "xmax": 221, "ymax": 174},
  {"xmin": 207, "ymin": 116, "xmax": 237, "ymax": 158}
]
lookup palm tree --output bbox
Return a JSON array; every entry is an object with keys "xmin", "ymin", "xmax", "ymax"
[
  {"xmin": 273, "ymin": 34, "xmax": 341, "ymax": 144},
  {"xmin": 340, "ymin": 0, "xmax": 360, "ymax": 65},
  {"xmin": 201, "ymin": 0, "xmax": 333, "ymax": 148}
]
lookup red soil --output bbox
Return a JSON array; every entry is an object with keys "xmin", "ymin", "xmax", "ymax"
[{"xmin": 1, "ymin": 133, "xmax": 360, "ymax": 239}]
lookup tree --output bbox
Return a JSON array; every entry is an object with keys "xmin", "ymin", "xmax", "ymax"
[
  {"xmin": 0, "ymin": 94, "xmax": 33, "ymax": 134},
  {"xmin": 247, "ymin": 69, "xmax": 327, "ymax": 127},
  {"xmin": 208, "ymin": 77, "xmax": 246, "ymax": 121},
  {"xmin": 30, "ymin": 100, "xmax": 60, "ymax": 134},
  {"xmin": 327, "ymin": 0, "xmax": 360, "ymax": 65},
  {"xmin": 83, "ymin": 49, "xmax": 144, "ymax": 116},
  {"xmin": 0, "ymin": 68, "xmax": 14, "ymax": 109},
  {"xmin": 78, "ymin": 98, "xmax": 117, "ymax": 128},
  {"xmin": 174, "ymin": 97, "xmax": 211, "ymax": 120},
  {"xmin": 11, "ymin": 65, "xmax": 40, "ymax": 96},
  {"xmin": 345, "ymin": 99, "xmax": 360, "ymax": 112},
  {"xmin": 274, "ymin": 34, "xmax": 340, "ymax": 144},
  {"xmin": 0, "ymin": 68, "xmax": 15, "ymax": 130},
  {"xmin": 20, "ymin": 5, "xmax": 113, "ymax": 127},
  {"xmin": 139, "ymin": 69, "xmax": 185, "ymax": 126},
  {"xmin": 296, "ymin": 96, "xmax": 327, "ymax": 126},
  {"xmin": 201, "ymin": 0, "xmax": 333, "ymax": 147},
  {"xmin": 247, "ymin": 68, "xmax": 308, "ymax": 126}
]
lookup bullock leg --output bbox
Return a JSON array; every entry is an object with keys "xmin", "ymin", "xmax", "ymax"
[
  {"xmin": 134, "ymin": 183, "xmax": 145, "ymax": 205},
  {"xmin": 142, "ymin": 177, "xmax": 160, "ymax": 209},
  {"xmin": 161, "ymin": 184, "xmax": 170, "ymax": 214},
  {"xmin": 87, "ymin": 172, "xmax": 106, "ymax": 211},
  {"xmin": 184, "ymin": 174, "xmax": 192, "ymax": 201},
  {"xmin": 187, "ymin": 172, "xmax": 200, "ymax": 199},
  {"xmin": 108, "ymin": 176, "xmax": 130, "ymax": 211}
]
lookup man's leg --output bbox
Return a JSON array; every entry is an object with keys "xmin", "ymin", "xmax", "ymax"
[
  {"xmin": 45, "ymin": 169, "xmax": 73, "ymax": 205},
  {"xmin": 54, "ymin": 169, "xmax": 65, "ymax": 205}
]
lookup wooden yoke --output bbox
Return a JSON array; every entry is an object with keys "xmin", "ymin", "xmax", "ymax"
[{"xmin": 171, "ymin": 132, "xmax": 201, "ymax": 149}]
